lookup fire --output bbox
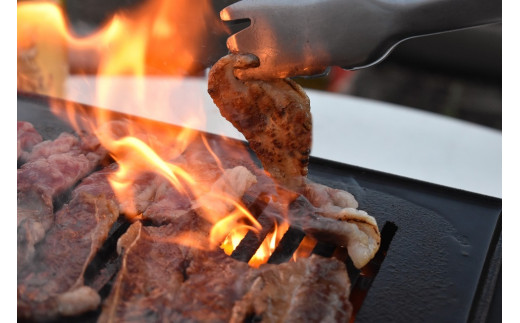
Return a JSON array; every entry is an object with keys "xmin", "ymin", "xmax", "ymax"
[
  {"xmin": 17, "ymin": 0, "xmax": 226, "ymax": 95},
  {"xmin": 293, "ymin": 236, "xmax": 318, "ymax": 261},
  {"xmin": 17, "ymin": 0, "xmax": 305, "ymax": 267},
  {"xmin": 17, "ymin": 2, "xmax": 69, "ymax": 97},
  {"xmin": 248, "ymin": 221, "xmax": 290, "ymax": 268}
]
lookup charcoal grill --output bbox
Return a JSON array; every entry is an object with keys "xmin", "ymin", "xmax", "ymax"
[{"xmin": 17, "ymin": 92, "xmax": 501, "ymax": 323}]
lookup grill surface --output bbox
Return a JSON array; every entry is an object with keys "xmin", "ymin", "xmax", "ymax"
[{"xmin": 17, "ymin": 92, "xmax": 502, "ymax": 322}]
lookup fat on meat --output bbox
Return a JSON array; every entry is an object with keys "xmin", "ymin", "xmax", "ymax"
[{"xmin": 298, "ymin": 183, "xmax": 381, "ymax": 269}]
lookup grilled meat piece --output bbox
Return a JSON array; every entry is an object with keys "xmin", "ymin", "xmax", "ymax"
[
  {"xmin": 304, "ymin": 181, "xmax": 359, "ymax": 211},
  {"xmin": 99, "ymin": 220, "xmax": 242, "ymax": 323},
  {"xmin": 193, "ymin": 166, "xmax": 258, "ymax": 223},
  {"xmin": 141, "ymin": 178, "xmax": 192, "ymax": 225},
  {"xmin": 208, "ymin": 54, "xmax": 312, "ymax": 192},
  {"xmin": 230, "ymin": 254, "xmax": 353, "ymax": 323},
  {"xmin": 290, "ymin": 193, "xmax": 380, "ymax": 269},
  {"xmin": 17, "ymin": 121, "xmax": 42, "ymax": 161},
  {"xmin": 18, "ymin": 152, "xmax": 102, "ymax": 203},
  {"xmin": 17, "ymin": 132, "xmax": 107, "ymax": 267},
  {"xmin": 17, "ymin": 158, "xmax": 185, "ymax": 321},
  {"xmin": 18, "ymin": 167, "xmax": 120, "ymax": 320},
  {"xmin": 143, "ymin": 165, "xmax": 257, "ymax": 226},
  {"xmin": 100, "ymin": 221, "xmax": 353, "ymax": 323}
]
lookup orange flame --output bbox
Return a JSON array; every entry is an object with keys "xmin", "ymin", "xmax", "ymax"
[
  {"xmin": 17, "ymin": 0, "xmax": 303, "ymax": 267},
  {"xmin": 219, "ymin": 220, "xmax": 292, "ymax": 268},
  {"xmin": 248, "ymin": 221, "xmax": 290, "ymax": 268},
  {"xmin": 17, "ymin": 0, "xmax": 226, "ymax": 74},
  {"xmin": 292, "ymin": 236, "xmax": 318, "ymax": 262}
]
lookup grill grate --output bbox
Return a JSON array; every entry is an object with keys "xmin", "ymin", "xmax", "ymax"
[{"xmin": 228, "ymin": 190, "xmax": 399, "ymax": 318}]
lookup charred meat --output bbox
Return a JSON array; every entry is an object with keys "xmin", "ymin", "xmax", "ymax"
[
  {"xmin": 290, "ymin": 192, "xmax": 380, "ymax": 269},
  {"xmin": 230, "ymin": 254, "xmax": 353, "ymax": 323},
  {"xmin": 208, "ymin": 54, "xmax": 312, "ymax": 192}
]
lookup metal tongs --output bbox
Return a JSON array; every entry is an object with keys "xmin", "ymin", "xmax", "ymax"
[{"xmin": 221, "ymin": 0, "xmax": 501, "ymax": 79}]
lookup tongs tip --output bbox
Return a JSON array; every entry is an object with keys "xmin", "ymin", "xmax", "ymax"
[
  {"xmin": 218, "ymin": 0, "xmax": 330, "ymax": 79},
  {"xmin": 220, "ymin": 8, "xmax": 232, "ymax": 21},
  {"xmin": 220, "ymin": 1, "xmax": 252, "ymax": 22},
  {"xmin": 226, "ymin": 35, "xmax": 239, "ymax": 53}
]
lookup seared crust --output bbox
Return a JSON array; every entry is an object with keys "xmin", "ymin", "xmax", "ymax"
[{"xmin": 208, "ymin": 54, "xmax": 312, "ymax": 192}]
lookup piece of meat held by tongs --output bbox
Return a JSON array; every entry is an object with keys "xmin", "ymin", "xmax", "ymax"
[
  {"xmin": 221, "ymin": 0, "xmax": 501, "ymax": 80},
  {"xmin": 208, "ymin": 54, "xmax": 311, "ymax": 193},
  {"xmin": 208, "ymin": 55, "xmax": 381, "ymax": 269}
]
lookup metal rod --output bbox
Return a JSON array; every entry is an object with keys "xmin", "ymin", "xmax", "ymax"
[
  {"xmin": 311, "ymin": 241, "xmax": 336, "ymax": 258},
  {"xmin": 230, "ymin": 194, "xmax": 272, "ymax": 262},
  {"xmin": 267, "ymin": 226, "xmax": 306, "ymax": 264}
]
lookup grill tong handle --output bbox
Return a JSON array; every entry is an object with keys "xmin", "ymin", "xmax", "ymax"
[{"xmin": 221, "ymin": 0, "xmax": 501, "ymax": 79}]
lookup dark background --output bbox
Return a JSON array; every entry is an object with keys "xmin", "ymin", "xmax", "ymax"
[
  {"xmin": 298, "ymin": 23, "xmax": 502, "ymax": 130},
  {"xmin": 61, "ymin": 0, "xmax": 502, "ymax": 131}
]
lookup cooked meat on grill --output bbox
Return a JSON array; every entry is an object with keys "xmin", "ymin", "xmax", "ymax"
[
  {"xmin": 208, "ymin": 53, "xmax": 312, "ymax": 192},
  {"xmin": 115, "ymin": 171, "xmax": 162, "ymax": 217},
  {"xmin": 69, "ymin": 164, "xmax": 167, "ymax": 222},
  {"xmin": 289, "ymin": 193, "xmax": 380, "ymax": 269},
  {"xmin": 24, "ymin": 132, "xmax": 80, "ymax": 162},
  {"xmin": 180, "ymin": 137, "xmax": 225, "ymax": 185},
  {"xmin": 17, "ymin": 132, "xmax": 108, "ymax": 267},
  {"xmin": 99, "ymin": 220, "xmax": 239, "ymax": 323},
  {"xmin": 140, "ymin": 163, "xmax": 259, "ymax": 238},
  {"xmin": 17, "ymin": 160, "xmax": 168, "ymax": 320},
  {"xmin": 99, "ymin": 221, "xmax": 353, "ymax": 323},
  {"xmin": 304, "ymin": 181, "xmax": 380, "ymax": 268},
  {"xmin": 141, "ymin": 178, "xmax": 192, "ymax": 225},
  {"xmin": 304, "ymin": 180, "xmax": 359, "ymax": 211},
  {"xmin": 18, "ymin": 150, "xmax": 105, "ymax": 203},
  {"xmin": 193, "ymin": 166, "xmax": 258, "ymax": 221},
  {"xmin": 18, "ymin": 166, "xmax": 120, "ymax": 320},
  {"xmin": 17, "ymin": 94, "xmax": 373, "ymax": 322},
  {"xmin": 230, "ymin": 254, "xmax": 353, "ymax": 323},
  {"xmin": 17, "ymin": 121, "xmax": 42, "ymax": 161}
]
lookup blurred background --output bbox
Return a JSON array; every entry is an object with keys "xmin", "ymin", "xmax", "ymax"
[
  {"xmin": 19, "ymin": 0, "xmax": 502, "ymax": 130},
  {"xmin": 298, "ymin": 23, "xmax": 502, "ymax": 131}
]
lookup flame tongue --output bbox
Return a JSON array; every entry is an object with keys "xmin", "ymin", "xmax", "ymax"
[
  {"xmin": 247, "ymin": 221, "xmax": 290, "ymax": 268},
  {"xmin": 17, "ymin": 0, "xmax": 305, "ymax": 267}
]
